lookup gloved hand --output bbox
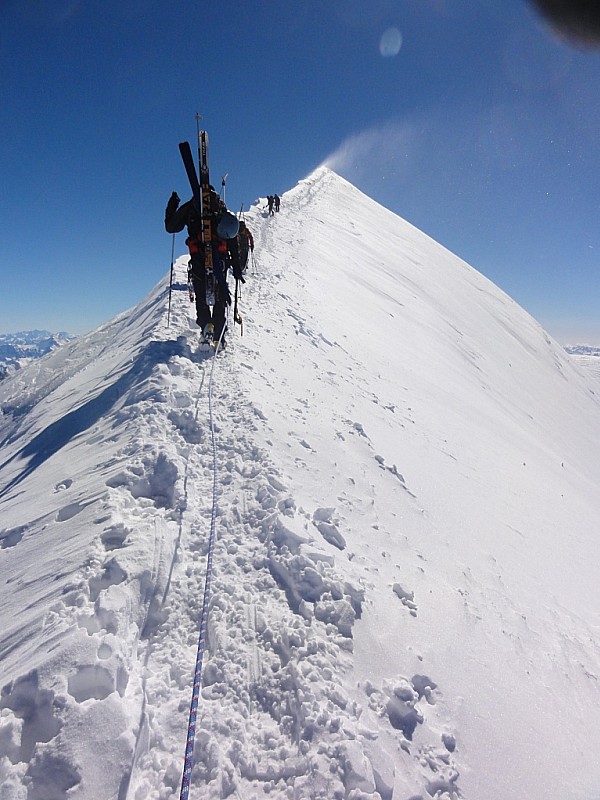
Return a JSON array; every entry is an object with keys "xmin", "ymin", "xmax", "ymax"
[
  {"xmin": 165, "ymin": 192, "xmax": 179, "ymax": 222},
  {"xmin": 166, "ymin": 191, "xmax": 180, "ymax": 216}
]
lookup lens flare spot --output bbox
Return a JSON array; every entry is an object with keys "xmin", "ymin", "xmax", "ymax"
[{"xmin": 379, "ymin": 27, "xmax": 402, "ymax": 57}]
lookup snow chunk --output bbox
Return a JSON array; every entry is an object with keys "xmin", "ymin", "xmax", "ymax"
[
  {"xmin": 106, "ymin": 450, "xmax": 179, "ymax": 508},
  {"xmin": 0, "ymin": 708, "xmax": 23, "ymax": 764},
  {"xmin": 392, "ymin": 583, "xmax": 417, "ymax": 615},
  {"xmin": 316, "ymin": 521, "xmax": 346, "ymax": 550},
  {"xmin": 313, "ymin": 508, "xmax": 347, "ymax": 549},
  {"xmin": 338, "ymin": 740, "xmax": 376, "ymax": 794},
  {"xmin": 315, "ymin": 597, "xmax": 356, "ymax": 638}
]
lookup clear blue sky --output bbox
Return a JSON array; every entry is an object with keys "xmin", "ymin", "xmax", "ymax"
[{"xmin": 1, "ymin": 0, "xmax": 599, "ymax": 343}]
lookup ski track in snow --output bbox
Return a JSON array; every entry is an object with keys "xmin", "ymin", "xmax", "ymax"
[{"xmin": 2, "ymin": 167, "xmax": 600, "ymax": 800}]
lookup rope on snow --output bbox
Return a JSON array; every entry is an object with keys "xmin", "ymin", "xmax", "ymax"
[{"xmin": 179, "ymin": 331, "xmax": 224, "ymax": 800}]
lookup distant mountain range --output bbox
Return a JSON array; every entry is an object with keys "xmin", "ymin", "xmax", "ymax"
[
  {"xmin": 0, "ymin": 329, "xmax": 75, "ymax": 379},
  {"xmin": 565, "ymin": 344, "xmax": 600, "ymax": 357},
  {"xmin": 0, "ymin": 330, "xmax": 597, "ymax": 383}
]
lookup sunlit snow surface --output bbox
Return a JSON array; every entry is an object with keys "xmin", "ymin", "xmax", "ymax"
[{"xmin": 1, "ymin": 168, "xmax": 600, "ymax": 800}]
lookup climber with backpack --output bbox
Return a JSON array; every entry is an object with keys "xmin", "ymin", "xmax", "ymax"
[
  {"xmin": 237, "ymin": 220, "xmax": 254, "ymax": 274},
  {"xmin": 165, "ymin": 187, "xmax": 243, "ymax": 348}
]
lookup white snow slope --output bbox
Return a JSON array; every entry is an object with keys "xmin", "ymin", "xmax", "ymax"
[{"xmin": 1, "ymin": 167, "xmax": 600, "ymax": 800}]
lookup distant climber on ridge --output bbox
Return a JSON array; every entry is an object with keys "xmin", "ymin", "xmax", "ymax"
[
  {"xmin": 237, "ymin": 220, "xmax": 254, "ymax": 274},
  {"xmin": 266, "ymin": 195, "xmax": 274, "ymax": 216},
  {"xmin": 165, "ymin": 189, "xmax": 243, "ymax": 347},
  {"xmin": 274, "ymin": 194, "xmax": 281, "ymax": 212}
]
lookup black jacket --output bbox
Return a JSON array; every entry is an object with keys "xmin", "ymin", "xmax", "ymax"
[
  {"xmin": 164, "ymin": 193, "xmax": 244, "ymax": 281},
  {"xmin": 165, "ymin": 195, "xmax": 201, "ymax": 238}
]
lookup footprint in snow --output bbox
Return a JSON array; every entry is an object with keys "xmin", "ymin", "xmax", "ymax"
[
  {"xmin": 0, "ymin": 525, "xmax": 27, "ymax": 549},
  {"xmin": 393, "ymin": 583, "xmax": 418, "ymax": 617},
  {"xmin": 346, "ymin": 420, "xmax": 369, "ymax": 439},
  {"xmin": 54, "ymin": 478, "xmax": 73, "ymax": 492},
  {"xmin": 55, "ymin": 498, "xmax": 99, "ymax": 522},
  {"xmin": 375, "ymin": 455, "xmax": 417, "ymax": 498}
]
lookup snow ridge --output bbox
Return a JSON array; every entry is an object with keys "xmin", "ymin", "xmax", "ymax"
[{"xmin": 2, "ymin": 168, "xmax": 600, "ymax": 800}]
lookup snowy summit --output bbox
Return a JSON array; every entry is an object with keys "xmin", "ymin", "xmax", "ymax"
[{"xmin": 1, "ymin": 168, "xmax": 600, "ymax": 800}]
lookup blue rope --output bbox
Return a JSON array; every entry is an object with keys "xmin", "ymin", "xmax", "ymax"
[{"xmin": 179, "ymin": 346, "xmax": 221, "ymax": 800}]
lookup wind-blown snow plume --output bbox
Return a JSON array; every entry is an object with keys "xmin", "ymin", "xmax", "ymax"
[
  {"xmin": 323, "ymin": 120, "xmax": 418, "ymax": 184},
  {"xmin": 1, "ymin": 167, "xmax": 600, "ymax": 800}
]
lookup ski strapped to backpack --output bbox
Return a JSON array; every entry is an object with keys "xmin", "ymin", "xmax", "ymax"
[
  {"xmin": 177, "ymin": 135, "xmax": 216, "ymax": 306},
  {"xmin": 198, "ymin": 131, "xmax": 216, "ymax": 306},
  {"xmin": 178, "ymin": 141, "xmax": 201, "ymax": 210}
]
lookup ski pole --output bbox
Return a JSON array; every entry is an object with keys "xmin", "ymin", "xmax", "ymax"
[
  {"xmin": 167, "ymin": 233, "xmax": 176, "ymax": 327},
  {"xmin": 187, "ymin": 261, "xmax": 195, "ymax": 303}
]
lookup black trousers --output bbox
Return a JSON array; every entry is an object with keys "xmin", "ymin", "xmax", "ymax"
[{"xmin": 190, "ymin": 255, "xmax": 228, "ymax": 338}]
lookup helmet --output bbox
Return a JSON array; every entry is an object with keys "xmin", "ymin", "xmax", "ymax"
[{"xmin": 216, "ymin": 211, "xmax": 240, "ymax": 240}]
